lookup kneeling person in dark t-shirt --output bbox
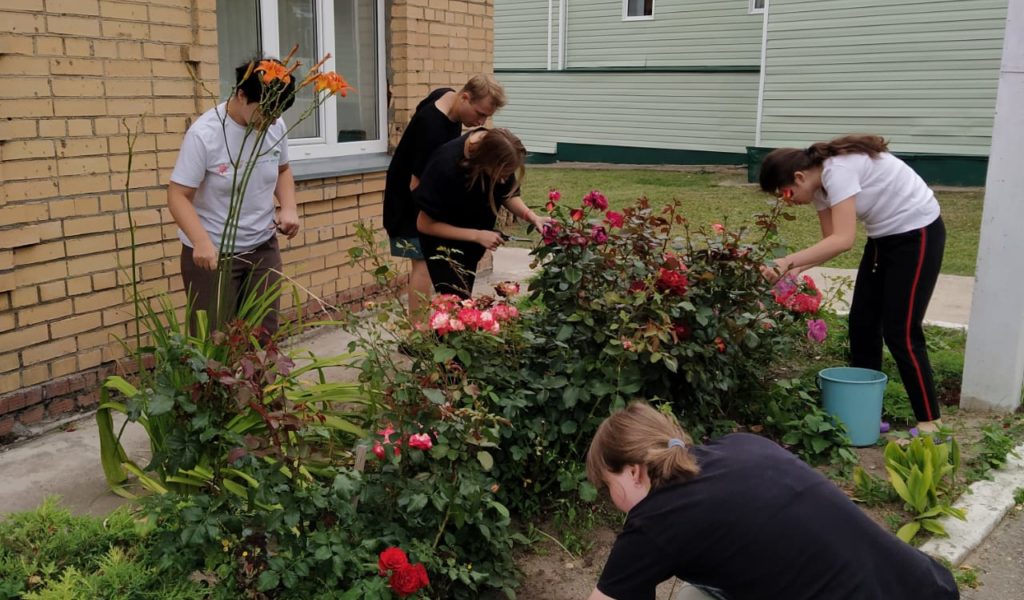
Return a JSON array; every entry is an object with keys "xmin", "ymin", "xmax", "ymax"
[
  {"xmin": 383, "ymin": 75, "xmax": 507, "ymax": 319},
  {"xmin": 585, "ymin": 402, "xmax": 959, "ymax": 600},
  {"xmin": 415, "ymin": 128, "xmax": 547, "ymax": 298}
]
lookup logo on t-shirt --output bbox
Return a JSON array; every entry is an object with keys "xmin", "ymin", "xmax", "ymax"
[{"xmin": 217, "ymin": 164, "xmax": 229, "ymax": 175}]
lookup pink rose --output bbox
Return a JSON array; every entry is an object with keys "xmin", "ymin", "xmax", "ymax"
[
  {"xmin": 590, "ymin": 225, "xmax": 608, "ymax": 244},
  {"xmin": 372, "ymin": 441, "xmax": 386, "ymax": 460},
  {"xmin": 583, "ymin": 190, "xmax": 608, "ymax": 210},
  {"xmin": 457, "ymin": 307, "xmax": 481, "ymax": 329},
  {"xmin": 408, "ymin": 433, "xmax": 433, "ymax": 451},
  {"xmin": 494, "ymin": 281, "xmax": 520, "ymax": 297},
  {"xmin": 712, "ymin": 223, "xmax": 725, "ymax": 234},
  {"xmin": 548, "ymin": 189, "xmax": 561, "ymax": 202},
  {"xmin": 542, "ymin": 222, "xmax": 561, "ymax": 245},
  {"xmin": 807, "ymin": 319, "xmax": 828, "ymax": 343},
  {"xmin": 604, "ymin": 210, "xmax": 624, "ymax": 228},
  {"xmin": 429, "ymin": 310, "xmax": 451, "ymax": 335}
]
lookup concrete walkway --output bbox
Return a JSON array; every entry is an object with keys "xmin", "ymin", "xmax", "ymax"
[{"xmin": 2, "ymin": 247, "xmax": 1019, "ymax": 598}]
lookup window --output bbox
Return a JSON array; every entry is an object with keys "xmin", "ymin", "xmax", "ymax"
[
  {"xmin": 623, "ymin": 0, "xmax": 653, "ymax": 20},
  {"xmin": 749, "ymin": 0, "xmax": 766, "ymax": 14},
  {"xmin": 215, "ymin": 0, "xmax": 387, "ymax": 159}
]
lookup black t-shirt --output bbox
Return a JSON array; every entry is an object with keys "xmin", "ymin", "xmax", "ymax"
[
  {"xmin": 414, "ymin": 131, "xmax": 518, "ymax": 233},
  {"xmin": 597, "ymin": 433, "xmax": 959, "ymax": 600},
  {"xmin": 383, "ymin": 88, "xmax": 461, "ymax": 237}
]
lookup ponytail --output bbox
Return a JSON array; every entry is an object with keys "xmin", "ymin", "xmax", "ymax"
[
  {"xmin": 586, "ymin": 402, "xmax": 700, "ymax": 491},
  {"xmin": 759, "ymin": 134, "xmax": 889, "ymax": 194}
]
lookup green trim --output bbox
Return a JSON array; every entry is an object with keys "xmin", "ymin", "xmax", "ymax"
[
  {"xmin": 495, "ymin": 65, "xmax": 760, "ymax": 74},
  {"xmin": 557, "ymin": 143, "xmax": 745, "ymax": 166},
  {"xmin": 526, "ymin": 152, "xmax": 558, "ymax": 165},
  {"xmin": 745, "ymin": 147, "xmax": 988, "ymax": 187}
]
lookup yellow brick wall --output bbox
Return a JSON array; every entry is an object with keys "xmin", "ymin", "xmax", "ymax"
[
  {"xmin": 0, "ymin": 0, "xmax": 496, "ymax": 437},
  {"xmin": 388, "ymin": 0, "xmax": 496, "ymax": 149}
]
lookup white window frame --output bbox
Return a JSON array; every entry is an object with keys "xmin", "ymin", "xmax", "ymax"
[
  {"xmin": 749, "ymin": 0, "xmax": 766, "ymax": 15},
  {"xmin": 257, "ymin": 0, "xmax": 387, "ymax": 160},
  {"xmin": 622, "ymin": 0, "xmax": 654, "ymax": 22}
]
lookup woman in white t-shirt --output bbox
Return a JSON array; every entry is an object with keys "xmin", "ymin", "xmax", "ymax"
[{"xmin": 758, "ymin": 135, "xmax": 945, "ymax": 432}]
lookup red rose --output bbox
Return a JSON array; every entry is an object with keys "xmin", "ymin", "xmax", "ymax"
[
  {"xmin": 570, "ymin": 208, "xmax": 585, "ymax": 222},
  {"xmin": 714, "ymin": 337, "xmax": 726, "ymax": 353},
  {"xmin": 389, "ymin": 562, "xmax": 430, "ymax": 597},
  {"xmin": 672, "ymin": 323, "xmax": 691, "ymax": 340},
  {"xmin": 604, "ymin": 210, "xmax": 624, "ymax": 228},
  {"xmin": 378, "ymin": 547, "xmax": 409, "ymax": 577},
  {"xmin": 656, "ymin": 268, "xmax": 689, "ymax": 296}
]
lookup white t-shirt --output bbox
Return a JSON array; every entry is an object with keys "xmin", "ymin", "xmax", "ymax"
[
  {"xmin": 170, "ymin": 102, "xmax": 290, "ymax": 252},
  {"xmin": 812, "ymin": 152, "xmax": 940, "ymax": 238}
]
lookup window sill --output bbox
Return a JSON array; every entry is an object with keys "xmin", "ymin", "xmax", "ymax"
[{"xmin": 291, "ymin": 152, "xmax": 391, "ymax": 182}]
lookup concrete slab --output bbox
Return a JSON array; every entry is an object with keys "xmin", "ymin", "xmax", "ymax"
[
  {"xmin": 807, "ymin": 266, "xmax": 973, "ymax": 328},
  {"xmin": 0, "ymin": 414, "xmax": 149, "ymax": 517},
  {"xmin": 920, "ymin": 441, "xmax": 1024, "ymax": 566}
]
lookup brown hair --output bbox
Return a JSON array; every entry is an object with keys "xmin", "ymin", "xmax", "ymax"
[
  {"xmin": 463, "ymin": 128, "xmax": 526, "ymax": 217},
  {"xmin": 758, "ymin": 134, "xmax": 889, "ymax": 194},
  {"xmin": 460, "ymin": 74, "xmax": 507, "ymax": 109},
  {"xmin": 586, "ymin": 402, "xmax": 700, "ymax": 491}
]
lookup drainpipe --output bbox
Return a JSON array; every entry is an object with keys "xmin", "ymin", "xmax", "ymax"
[
  {"xmin": 547, "ymin": 0, "xmax": 553, "ymax": 69},
  {"xmin": 754, "ymin": 0, "xmax": 770, "ymax": 147},
  {"xmin": 558, "ymin": 0, "xmax": 567, "ymax": 69}
]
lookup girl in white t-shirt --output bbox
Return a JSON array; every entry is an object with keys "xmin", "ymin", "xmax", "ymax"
[{"xmin": 758, "ymin": 135, "xmax": 946, "ymax": 432}]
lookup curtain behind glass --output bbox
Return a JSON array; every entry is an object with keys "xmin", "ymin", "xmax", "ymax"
[
  {"xmin": 627, "ymin": 0, "xmax": 652, "ymax": 17},
  {"xmin": 334, "ymin": 0, "xmax": 379, "ymax": 142},
  {"xmin": 216, "ymin": 0, "xmax": 261, "ymax": 101},
  {"xmin": 278, "ymin": 0, "xmax": 319, "ymax": 139}
]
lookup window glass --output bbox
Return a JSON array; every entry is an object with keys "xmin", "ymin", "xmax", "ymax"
[
  {"xmin": 626, "ymin": 0, "xmax": 653, "ymax": 18},
  {"xmin": 333, "ymin": 0, "xmax": 380, "ymax": 142},
  {"xmin": 278, "ymin": 0, "xmax": 319, "ymax": 139},
  {"xmin": 215, "ymin": 0, "xmax": 261, "ymax": 100}
]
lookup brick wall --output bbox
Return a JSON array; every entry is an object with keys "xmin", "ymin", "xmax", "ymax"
[
  {"xmin": 388, "ymin": 0, "xmax": 495, "ymax": 148},
  {"xmin": 0, "ymin": 0, "xmax": 496, "ymax": 440}
]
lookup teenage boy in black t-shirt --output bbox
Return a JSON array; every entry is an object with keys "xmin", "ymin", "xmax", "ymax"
[{"xmin": 383, "ymin": 74, "xmax": 507, "ymax": 319}]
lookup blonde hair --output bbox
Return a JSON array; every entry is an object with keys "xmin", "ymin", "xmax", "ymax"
[
  {"xmin": 462, "ymin": 128, "xmax": 526, "ymax": 217},
  {"xmin": 460, "ymin": 74, "xmax": 507, "ymax": 109},
  {"xmin": 586, "ymin": 402, "xmax": 700, "ymax": 491}
]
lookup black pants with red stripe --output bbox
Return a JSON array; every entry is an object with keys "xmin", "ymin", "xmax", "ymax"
[{"xmin": 849, "ymin": 216, "xmax": 946, "ymax": 423}]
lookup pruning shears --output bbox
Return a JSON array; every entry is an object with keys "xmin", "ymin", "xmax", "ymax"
[{"xmin": 497, "ymin": 231, "xmax": 533, "ymax": 243}]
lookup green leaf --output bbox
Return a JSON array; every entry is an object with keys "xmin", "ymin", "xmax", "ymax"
[
  {"xmin": 560, "ymin": 420, "xmax": 578, "ymax": 434},
  {"xmin": 477, "ymin": 450, "xmax": 494, "ymax": 471},
  {"xmin": 556, "ymin": 324, "xmax": 573, "ymax": 342},
  {"xmin": 579, "ymin": 481, "xmax": 598, "ymax": 502},
  {"xmin": 432, "ymin": 347, "xmax": 457, "ymax": 363},
  {"xmin": 422, "ymin": 388, "xmax": 447, "ymax": 404},
  {"xmin": 896, "ymin": 521, "xmax": 921, "ymax": 543},
  {"xmin": 919, "ymin": 518, "xmax": 948, "ymax": 536},
  {"xmin": 257, "ymin": 570, "xmax": 280, "ymax": 591}
]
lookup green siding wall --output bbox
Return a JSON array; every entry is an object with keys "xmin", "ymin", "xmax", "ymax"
[
  {"xmin": 493, "ymin": 72, "xmax": 759, "ymax": 156},
  {"xmin": 759, "ymin": 0, "xmax": 1007, "ymax": 155},
  {"xmin": 564, "ymin": 1, "xmax": 763, "ymax": 67},
  {"xmin": 495, "ymin": 0, "xmax": 552, "ymax": 69}
]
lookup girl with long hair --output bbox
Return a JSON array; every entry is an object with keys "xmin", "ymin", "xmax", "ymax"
[
  {"xmin": 759, "ymin": 135, "xmax": 946, "ymax": 432},
  {"xmin": 585, "ymin": 402, "xmax": 958, "ymax": 600},
  {"xmin": 415, "ymin": 127, "xmax": 546, "ymax": 298}
]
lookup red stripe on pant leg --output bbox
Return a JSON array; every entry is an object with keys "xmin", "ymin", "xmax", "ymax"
[{"xmin": 905, "ymin": 227, "xmax": 933, "ymax": 421}]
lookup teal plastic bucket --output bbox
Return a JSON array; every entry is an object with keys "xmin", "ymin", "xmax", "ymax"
[{"xmin": 817, "ymin": 367, "xmax": 888, "ymax": 447}]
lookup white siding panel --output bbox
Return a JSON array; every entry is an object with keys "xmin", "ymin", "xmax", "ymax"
[
  {"xmin": 493, "ymin": 72, "xmax": 759, "ymax": 155},
  {"xmin": 760, "ymin": 0, "xmax": 1007, "ymax": 155}
]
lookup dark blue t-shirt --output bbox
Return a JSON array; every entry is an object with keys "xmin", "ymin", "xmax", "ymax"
[{"xmin": 597, "ymin": 433, "xmax": 958, "ymax": 600}]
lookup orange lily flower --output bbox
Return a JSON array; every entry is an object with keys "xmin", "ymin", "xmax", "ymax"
[
  {"xmin": 314, "ymin": 72, "xmax": 353, "ymax": 96},
  {"xmin": 257, "ymin": 60, "xmax": 292, "ymax": 84}
]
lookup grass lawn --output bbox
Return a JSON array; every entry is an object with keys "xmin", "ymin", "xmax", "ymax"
[{"xmin": 507, "ymin": 166, "xmax": 983, "ymax": 277}]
